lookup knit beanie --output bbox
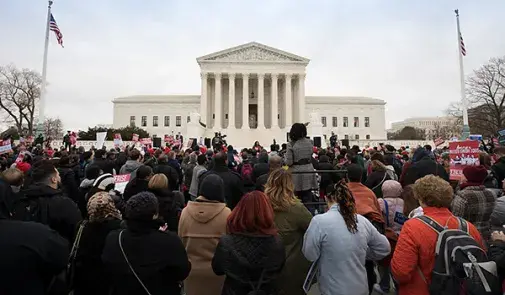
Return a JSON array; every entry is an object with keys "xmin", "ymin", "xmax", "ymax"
[
  {"xmin": 463, "ymin": 165, "xmax": 488, "ymax": 184},
  {"xmin": 93, "ymin": 173, "xmax": 115, "ymax": 191},
  {"xmin": 199, "ymin": 174, "xmax": 225, "ymax": 202},
  {"xmin": 382, "ymin": 180, "xmax": 403, "ymax": 198}
]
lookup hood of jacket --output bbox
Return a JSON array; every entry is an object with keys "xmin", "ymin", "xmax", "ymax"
[
  {"xmin": 80, "ymin": 178, "xmax": 95, "ymax": 188},
  {"xmin": 23, "ymin": 183, "xmax": 62, "ymax": 199},
  {"xmin": 122, "ymin": 160, "xmax": 142, "ymax": 172},
  {"xmin": 186, "ymin": 200, "xmax": 227, "ymax": 224}
]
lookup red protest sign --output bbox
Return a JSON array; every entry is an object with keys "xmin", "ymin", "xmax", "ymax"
[
  {"xmin": 140, "ymin": 138, "xmax": 152, "ymax": 145},
  {"xmin": 434, "ymin": 137, "xmax": 445, "ymax": 147},
  {"xmin": 114, "ymin": 174, "xmax": 131, "ymax": 194},
  {"xmin": 0, "ymin": 140, "xmax": 13, "ymax": 155},
  {"xmin": 449, "ymin": 140, "xmax": 480, "ymax": 181}
]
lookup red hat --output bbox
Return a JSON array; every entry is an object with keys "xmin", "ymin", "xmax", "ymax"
[
  {"xmin": 313, "ymin": 147, "xmax": 318, "ymax": 153},
  {"xmin": 199, "ymin": 146, "xmax": 207, "ymax": 154},
  {"xmin": 462, "ymin": 165, "xmax": 488, "ymax": 184}
]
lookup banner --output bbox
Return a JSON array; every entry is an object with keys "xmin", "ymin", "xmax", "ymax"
[
  {"xmin": 434, "ymin": 137, "xmax": 445, "ymax": 147},
  {"xmin": 132, "ymin": 133, "xmax": 139, "ymax": 142},
  {"xmin": 113, "ymin": 133, "xmax": 123, "ymax": 147},
  {"xmin": 96, "ymin": 132, "xmax": 107, "ymax": 149},
  {"xmin": 449, "ymin": 140, "xmax": 480, "ymax": 181},
  {"xmin": 187, "ymin": 139, "xmax": 194, "ymax": 148},
  {"xmin": 140, "ymin": 138, "xmax": 152, "ymax": 146},
  {"xmin": 0, "ymin": 140, "xmax": 13, "ymax": 154},
  {"xmin": 113, "ymin": 174, "xmax": 131, "ymax": 194}
]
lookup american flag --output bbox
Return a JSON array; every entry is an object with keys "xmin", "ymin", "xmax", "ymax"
[
  {"xmin": 459, "ymin": 32, "xmax": 466, "ymax": 56},
  {"xmin": 49, "ymin": 14, "xmax": 64, "ymax": 47}
]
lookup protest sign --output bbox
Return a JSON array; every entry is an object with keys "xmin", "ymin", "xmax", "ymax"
[
  {"xmin": 449, "ymin": 140, "xmax": 480, "ymax": 181},
  {"xmin": 140, "ymin": 138, "xmax": 152, "ymax": 146},
  {"xmin": 96, "ymin": 132, "xmax": 107, "ymax": 149},
  {"xmin": 132, "ymin": 134, "xmax": 139, "ymax": 142},
  {"xmin": 113, "ymin": 133, "xmax": 123, "ymax": 147},
  {"xmin": 187, "ymin": 139, "xmax": 194, "ymax": 148},
  {"xmin": 113, "ymin": 174, "xmax": 131, "ymax": 194},
  {"xmin": 468, "ymin": 134, "xmax": 483, "ymax": 141},
  {"xmin": 434, "ymin": 137, "xmax": 445, "ymax": 147},
  {"xmin": 0, "ymin": 140, "xmax": 13, "ymax": 155}
]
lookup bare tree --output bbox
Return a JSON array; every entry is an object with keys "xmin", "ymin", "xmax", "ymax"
[
  {"xmin": 0, "ymin": 65, "xmax": 41, "ymax": 136},
  {"xmin": 429, "ymin": 120, "xmax": 462, "ymax": 140},
  {"xmin": 465, "ymin": 56, "xmax": 505, "ymax": 136},
  {"xmin": 44, "ymin": 117, "xmax": 64, "ymax": 142}
]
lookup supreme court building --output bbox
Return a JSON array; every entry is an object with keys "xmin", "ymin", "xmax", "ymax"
[{"xmin": 113, "ymin": 42, "xmax": 387, "ymax": 147}]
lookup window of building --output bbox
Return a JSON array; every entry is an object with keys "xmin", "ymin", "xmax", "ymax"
[
  {"xmin": 344, "ymin": 134, "xmax": 349, "ymax": 139},
  {"xmin": 187, "ymin": 116, "xmax": 191, "ymax": 123},
  {"xmin": 141, "ymin": 116, "xmax": 147, "ymax": 127},
  {"xmin": 366, "ymin": 134, "xmax": 370, "ymax": 139},
  {"xmin": 164, "ymin": 116, "xmax": 170, "ymax": 127},
  {"xmin": 354, "ymin": 117, "xmax": 359, "ymax": 127},
  {"xmin": 365, "ymin": 117, "xmax": 370, "ymax": 127},
  {"xmin": 225, "ymin": 114, "xmax": 228, "ymax": 119},
  {"xmin": 153, "ymin": 116, "xmax": 158, "ymax": 127},
  {"xmin": 321, "ymin": 116, "xmax": 327, "ymax": 127},
  {"xmin": 332, "ymin": 116, "xmax": 338, "ymax": 127},
  {"xmin": 129, "ymin": 116, "xmax": 135, "ymax": 127},
  {"xmin": 343, "ymin": 117, "xmax": 348, "ymax": 127},
  {"xmin": 176, "ymin": 116, "xmax": 181, "ymax": 127},
  {"xmin": 355, "ymin": 134, "xmax": 359, "ymax": 140}
]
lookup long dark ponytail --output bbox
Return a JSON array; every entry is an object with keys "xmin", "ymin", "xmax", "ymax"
[{"xmin": 327, "ymin": 180, "xmax": 358, "ymax": 233}]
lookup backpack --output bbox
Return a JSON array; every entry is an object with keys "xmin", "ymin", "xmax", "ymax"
[
  {"xmin": 417, "ymin": 215, "xmax": 501, "ymax": 295},
  {"xmin": 241, "ymin": 163, "xmax": 254, "ymax": 183},
  {"xmin": 247, "ymin": 269, "xmax": 266, "ymax": 295},
  {"xmin": 11, "ymin": 196, "xmax": 49, "ymax": 224}
]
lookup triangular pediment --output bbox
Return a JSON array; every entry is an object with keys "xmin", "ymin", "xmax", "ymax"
[{"xmin": 197, "ymin": 42, "xmax": 309, "ymax": 64}]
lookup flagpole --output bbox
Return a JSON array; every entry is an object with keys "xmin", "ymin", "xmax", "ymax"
[
  {"xmin": 38, "ymin": 0, "xmax": 53, "ymax": 137},
  {"xmin": 455, "ymin": 9, "xmax": 470, "ymax": 139}
]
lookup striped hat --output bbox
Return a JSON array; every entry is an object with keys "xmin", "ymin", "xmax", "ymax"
[{"xmin": 93, "ymin": 173, "xmax": 115, "ymax": 191}]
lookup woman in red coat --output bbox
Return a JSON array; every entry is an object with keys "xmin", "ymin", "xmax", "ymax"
[{"xmin": 391, "ymin": 175, "xmax": 484, "ymax": 295}]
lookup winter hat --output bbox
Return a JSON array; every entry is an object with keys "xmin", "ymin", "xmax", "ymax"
[
  {"xmin": 462, "ymin": 165, "xmax": 488, "ymax": 184},
  {"xmin": 125, "ymin": 192, "xmax": 158, "ymax": 221},
  {"xmin": 199, "ymin": 174, "xmax": 225, "ymax": 202},
  {"xmin": 93, "ymin": 173, "xmax": 115, "ymax": 191},
  {"xmin": 382, "ymin": 180, "xmax": 403, "ymax": 198}
]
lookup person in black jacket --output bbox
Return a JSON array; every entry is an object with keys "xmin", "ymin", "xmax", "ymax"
[
  {"xmin": 403, "ymin": 147, "xmax": 449, "ymax": 186},
  {"xmin": 92, "ymin": 149, "xmax": 116, "ymax": 175},
  {"xmin": 56, "ymin": 156, "xmax": 80, "ymax": 203},
  {"xmin": 14, "ymin": 160, "xmax": 82, "ymax": 242},
  {"xmin": 253, "ymin": 152, "xmax": 270, "ymax": 182},
  {"xmin": 0, "ymin": 180, "xmax": 69, "ymax": 295},
  {"xmin": 102, "ymin": 192, "xmax": 191, "ymax": 295},
  {"xmin": 123, "ymin": 165, "xmax": 153, "ymax": 201},
  {"xmin": 74, "ymin": 192, "xmax": 122, "ymax": 295},
  {"xmin": 256, "ymin": 155, "xmax": 282, "ymax": 192},
  {"xmin": 318, "ymin": 155, "xmax": 335, "ymax": 196},
  {"xmin": 148, "ymin": 174, "xmax": 185, "ymax": 232},
  {"xmin": 154, "ymin": 154, "xmax": 180, "ymax": 190},
  {"xmin": 199, "ymin": 152, "xmax": 245, "ymax": 210},
  {"xmin": 212, "ymin": 191, "xmax": 285, "ymax": 294}
]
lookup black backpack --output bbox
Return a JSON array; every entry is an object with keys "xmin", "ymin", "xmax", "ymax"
[
  {"xmin": 11, "ymin": 196, "xmax": 49, "ymax": 224},
  {"xmin": 417, "ymin": 215, "xmax": 501, "ymax": 295}
]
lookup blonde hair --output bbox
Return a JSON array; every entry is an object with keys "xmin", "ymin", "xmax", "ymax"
[
  {"xmin": 148, "ymin": 173, "xmax": 168, "ymax": 190},
  {"xmin": 1, "ymin": 168, "xmax": 24, "ymax": 186},
  {"xmin": 414, "ymin": 175, "xmax": 453, "ymax": 208},
  {"xmin": 264, "ymin": 169, "xmax": 298, "ymax": 211}
]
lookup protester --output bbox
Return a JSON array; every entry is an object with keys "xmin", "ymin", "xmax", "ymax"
[
  {"xmin": 302, "ymin": 179, "xmax": 391, "ymax": 295},
  {"xmin": 78, "ymin": 163, "xmax": 102, "ymax": 216},
  {"xmin": 365, "ymin": 160, "xmax": 391, "ymax": 198},
  {"xmin": 148, "ymin": 173, "xmax": 183, "ymax": 232},
  {"xmin": 178, "ymin": 174, "xmax": 231, "ymax": 295},
  {"xmin": 102, "ymin": 192, "xmax": 191, "ymax": 295},
  {"xmin": 0, "ymin": 168, "xmax": 24, "ymax": 214},
  {"xmin": 256, "ymin": 155, "xmax": 282, "ymax": 191},
  {"xmin": 182, "ymin": 153, "xmax": 197, "ymax": 195},
  {"xmin": 14, "ymin": 160, "xmax": 82, "ymax": 242},
  {"xmin": 391, "ymin": 175, "xmax": 485, "ymax": 295},
  {"xmin": 73, "ymin": 192, "xmax": 122, "ymax": 295},
  {"xmin": 284, "ymin": 123, "xmax": 318, "ymax": 204},
  {"xmin": 253, "ymin": 151, "xmax": 270, "ymax": 181},
  {"xmin": 119, "ymin": 149, "xmax": 142, "ymax": 175},
  {"xmin": 92, "ymin": 149, "xmax": 116, "ymax": 175},
  {"xmin": 189, "ymin": 154, "xmax": 208, "ymax": 200},
  {"xmin": 212, "ymin": 191, "xmax": 285, "ymax": 294},
  {"xmin": 452, "ymin": 165, "xmax": 496, "ymax": 241},
  {"xmin": 57, "ymin": 155, "xmax": 80, "ymax": 203},
  {"xmin": 123, "ymin": 165, "xmax": 153, "ymax": 201},
  {"xmin": 402, "ymin": 147, "xmax": 449, "ymax": 186},
  {"xmin": 199, "ymin": 152, "xmax": 245, "ymax": 210},
  {"xmin": 166, "ymin": 151, "xmax": 183, "ymax": 187},
  {"xmin": 492, "ymin": 147, "xmax": 505, "ymax": 184},
  {"xmin": 317, "ymin": 154, "xmax": 335, "ymax": 196},
  {"xmin": 401, "ymin": 185, "xmax": 421, "ymax": 218},
  {"xmin": 264, "ymin": 169, "xmax": 313, "ymax": 295}
]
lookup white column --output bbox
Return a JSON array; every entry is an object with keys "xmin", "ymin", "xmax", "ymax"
[
  {"xmin": 228, "ymin": 73, "xmax": 235, "ymax": 129},
  {"xmin": 285, "ymin": 74, "xmax": 292, "ymax": 127},
  {"xmin": 242, "ymin": 73, "xmax": 249, "ymax": 129},
  {"xmin": 298, "ymin": 73, "xmax": 306, "ymax": 123},
  {"xmin": 271, "ymin": 73, "xmax": 278, "ymax": 128},
  {"xmin": 257, "ymin": 73, "xmax": 265, "ymax": 129},
  {"xmin": 214, "ymin": 73, "xmax": 222, "ymax": 130},
  {"xmin": 200, "ymin": 72, "xmax": 208, "ymax": 125}
]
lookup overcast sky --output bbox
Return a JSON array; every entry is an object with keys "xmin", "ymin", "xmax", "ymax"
[{"xmin": 1, "ymin": 0, "xmax": 504, "ymax": 131}]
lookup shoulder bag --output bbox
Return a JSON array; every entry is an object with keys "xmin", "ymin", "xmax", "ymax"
[
  {"xmin": 67, "ymin": 220, "xmax": 87, "ymax": 289},
  {"xmin": 119, "ymin": 230, "xmax": 153, "ymax": 295}
]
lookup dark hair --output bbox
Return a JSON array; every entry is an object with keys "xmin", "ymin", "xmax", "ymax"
[
  {"xmin": 130, "ymin": 149, "xmax": 141, "ymax": 161},
  {"xmin": 197, "ymin": 154, "xmax": 207, "ymax": 165},
  {"xmin": 346, "ymin": 164, "xmax": 363, "ymax": 182},
  {"xmin": 83, "ymin": 151, "xmax": 93, "ymax": 161},
  {"xmin": 370, "ymin": 152, "xmax": 384, "ymax": 163},
  {"xmin": 326, "ymin": 180, "xmax": 358, "ymax": 233},
  {"xmin": 289, "ymin": 123, "xmax": 307, "ymax": 142},
  {"xmin": 85, "ymin": 164, "xmax": 102, "ymax": 180},
  {"xmin": 227, "ymin": 191, "xmax": 277, "ymax": 235},
  {"xmin": 95, "ymin": 149, "xmax": 106, "ymax": 159},
  {"xmin": 136, "ymin": 165, "xmax": 153, "ymax": 179},
  {"xmin": 125, "ymin": 192, "xmax": 158, "ymax": 221},
  {"xmin": 58, "ymin": 156, "xmax": 70, "ymax": 167},
  {"xmin": 31, "ymin": 160, "xmax": 57, "ymax": 184},
  {"xmin": 479, "ymin": 152, "xmax": 492, "ymax": 169},
  {"xmin": 214, "ymin": 152, "xmax": 227, "ymax": 166},
  {"xmin": 424, "ymin": 144, "xmax": 432, "ymax": 152}
]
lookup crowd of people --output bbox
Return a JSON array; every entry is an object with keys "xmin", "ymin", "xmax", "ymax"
[{"xmin": 1, "ymin": 123, "xmax": 505, "ymax": 295}]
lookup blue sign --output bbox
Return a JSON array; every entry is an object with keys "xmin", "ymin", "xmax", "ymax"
[
  {"xmin": 468, "ymin": 134, "xmax": 483, "ymax": 141},
  {"xmin": 498, "ymin": 129, "xmax": 505, "ymax": 137}
]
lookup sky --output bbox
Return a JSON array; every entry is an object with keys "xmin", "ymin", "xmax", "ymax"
[{"xmin": 1, "ymin": 0, "xmax": 504, "ymax": 131}]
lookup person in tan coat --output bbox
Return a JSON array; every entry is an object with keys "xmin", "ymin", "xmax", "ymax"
[{"xmin": 178, "ymin": 174, "xmax": 231, "ymax": 295}]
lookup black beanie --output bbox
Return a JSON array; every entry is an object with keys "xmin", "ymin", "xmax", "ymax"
[{"xmin": 199, "ymin": 174, "xmax": 225, "ymax": 202}]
